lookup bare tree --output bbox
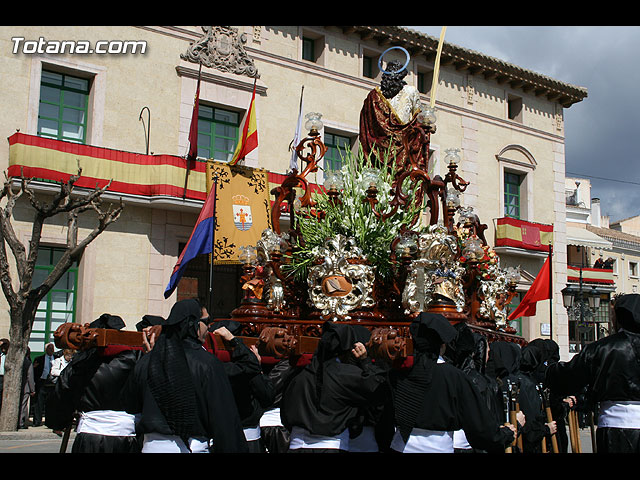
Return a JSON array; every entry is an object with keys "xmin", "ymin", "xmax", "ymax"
[{"xmin": 0, "ymin": 167, "xmax": 123, "ymax": 431}]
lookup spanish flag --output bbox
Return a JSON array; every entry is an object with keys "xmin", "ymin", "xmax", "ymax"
[{"xmin": 230, "ymin": 79, "xmax": 258, "ymax": 166}]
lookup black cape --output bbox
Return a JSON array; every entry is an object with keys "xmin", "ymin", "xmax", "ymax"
[
  {"xmin": 280, "ymin": 322, "xmax": 390, "ymax": 441},
  {"xmin": 545, "ymin": 329, "xmax": 640, "ymax": 453},
  {"xmin": 122, "ymin": 300, "xmax": 247, "ymax": 453},
  {"xmin": 121, "ymin": 337, "xmax": 248, "ymax": 453},
  {"xmin": 46, "ymin": 314, "xmax": 142, "ymax": 453},
  {"xmin": 46, "ymin": 347, "xmax": 143, "ymax": 453},
  {"xmin": 487, "ymin": 341, "xmax": 548, "ymax": 453}
]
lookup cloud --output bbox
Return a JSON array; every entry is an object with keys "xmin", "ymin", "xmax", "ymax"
[{"xmin": 406, "ymin": 26, "xmax": 640, "ymax": 222}]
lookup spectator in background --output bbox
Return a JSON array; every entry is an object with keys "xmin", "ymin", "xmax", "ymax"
[
  {"xmin": 0, "ymin": 338, "xmax": 9, "ymax": 410},
  {"xmin": 18, "ymin": 348, "xmax": 35, "ymax": 429},
  {"xmin": 32, "ymin": 342, "xmax": 59, "ymax": 427},
  {"xmin": 50, "ymin": 348, "xmax": 74, "ymax": 382}
]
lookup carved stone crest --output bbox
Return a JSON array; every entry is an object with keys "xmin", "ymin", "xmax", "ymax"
[{"xmin": 181, "ymin": 26, "xmax": 259, "ymax": 78}]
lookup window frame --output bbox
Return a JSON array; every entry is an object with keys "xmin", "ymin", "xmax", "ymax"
[
  {"xmin": 504, "ymin": 171, "xmax": 522, "ymax": 219},
  {"xmin": 30, "ymin": 246, "xmax": 78, "ymax": 356},
  {"xmin": 302, "ymin": 37, "xmax": 315, "ymax": 62},
  {"xmin": 507, "ymin": 94, "xmax": 523, "ymax": 123},
  {"xmin": 300, "ymin": 28, "xmax": 325, "ymax": 65},
  {"xmin": 629, "ymin": 261, "xmax": 639, "ymax": 278},
  {"xmin": 496, "ymin": 145, "xmax": 537, "ymax": 222},
  {"xmin": 38, "ymin": 69, "xmax": 90, "ymax": 144},
  {"xmin": 323, "ymin": 131, "xmax": 352, "ymax": 172},
  {"xmin": 196, "ymin": 104, "xmax": 240, "ymax": 163}
]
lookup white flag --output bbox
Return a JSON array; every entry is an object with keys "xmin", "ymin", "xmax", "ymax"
[{"xmin": 289, "ymin": 86, "xmax": 304, "ymax": 173}]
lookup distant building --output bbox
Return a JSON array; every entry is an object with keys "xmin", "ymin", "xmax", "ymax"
[{"xmin": 564, "ymin": 177, "xmax": 640, "ymax": 353}]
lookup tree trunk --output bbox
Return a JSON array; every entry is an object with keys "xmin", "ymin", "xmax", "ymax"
[{"xmin": 0, "ymin": 306, "xmax": 33, "ymax": 431}]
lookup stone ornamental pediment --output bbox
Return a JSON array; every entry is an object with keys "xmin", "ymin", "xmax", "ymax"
[{"xmin": 181, "ymin": 26, "xmax": 259, "ymax": 78}]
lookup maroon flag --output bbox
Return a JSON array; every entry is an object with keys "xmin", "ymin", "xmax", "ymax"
[
  {"xmin": 187, "ymin": 62, "xmax": 202, "ymax": 163},
  {"xmin": 183, "ymin": 62, "xmax": 202, "ymax": 199}
]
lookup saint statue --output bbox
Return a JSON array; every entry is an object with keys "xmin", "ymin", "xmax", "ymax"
[{"xmin": 359, "ymin": 60, "xmax": 432, "ymax": 172}]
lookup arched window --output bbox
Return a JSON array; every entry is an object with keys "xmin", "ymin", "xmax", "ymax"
[{"xmin": 496, "ymin": 145, "xmax": 537, "ymax": 221}]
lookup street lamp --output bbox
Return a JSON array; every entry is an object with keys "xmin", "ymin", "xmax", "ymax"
[{"xmin": 562, "ymin": 285, "xmax": 601, "ymax": 352}]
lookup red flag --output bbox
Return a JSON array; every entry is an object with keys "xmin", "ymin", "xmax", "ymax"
[
  {"xmin": 187, "ymin": 62, "xmax": 202, "ymax": 163},
  {"xmin": 508, "ymin": 254, "xmax": 551, "ymax": 320}
]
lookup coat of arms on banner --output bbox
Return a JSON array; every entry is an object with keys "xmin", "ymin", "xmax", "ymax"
[{"xmin": 232, "ymin": 194, "xmax": 253, "ymax": 231}]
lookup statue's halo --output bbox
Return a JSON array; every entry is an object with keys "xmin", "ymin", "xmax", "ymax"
[{"xmin": 378, "ymin": 46, "xmax": 410, "ymax": 75}]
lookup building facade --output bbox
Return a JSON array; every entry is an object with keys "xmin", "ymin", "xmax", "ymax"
[
  {"xmin": 0, "ymin": 26, "xmax": 587, "ymax": 359},
  {"xmin": 564, "ymin": 177, "xmax": 640, "ymax": 352}
]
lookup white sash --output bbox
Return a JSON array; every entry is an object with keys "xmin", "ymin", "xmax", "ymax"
[
  {"xmin": 141, "ymin": 432, "xmax": 211, "ymax": 453},
  {"xmin": 598, "ymin": 401, "xmax": 640, "ymax": 429},
  {"xmin": 259, "ymin": 407, "xmax": 283, "ymax": 427},
  {"xmin": 76, "ymin": 410, "xmax": 138, "ymax": 437},
  {"xmin": 289, "ymin": 426, "xmax": 349, "ymax": 450},
  {"xmin": 390, "ymin": 428, "xmax": 454, "ymax": 453},
  {"xmin": 453, "ymin": 429, "xmax": 471, "ymax": 449},
  {"xmin": 243, "ymin": 425, "xmax": 261, "ymax": 442}
]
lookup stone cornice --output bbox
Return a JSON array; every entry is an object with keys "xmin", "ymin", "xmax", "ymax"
[{"xmin": 333, "ymin": 26, "xmax": 588, "ymax": 108}]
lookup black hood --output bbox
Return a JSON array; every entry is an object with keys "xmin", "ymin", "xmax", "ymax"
[{"xmin": 486, "ymin": 341, "xmax": 521, "ymax": 379}]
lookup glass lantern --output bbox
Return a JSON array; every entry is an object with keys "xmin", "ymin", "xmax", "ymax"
[
  {"xmin": 361, "ymin": 167, "xmax": 381, "ymax": 190},
  {"xmin": 458, "ymin": 206, "xmax": 475, "ymax": 225},
  {"xmin": 444, "ymin": 148, "xmax": 461, "ymax": 167},
  {"xmin": 446, "ymin": 188, "xmax": 461, "ymax": 209},
  {"xmin": 238, "ymin": 245, "xmax": 258, "ymax": 266},
  {"xmin": 419, "ymin": 106, "xmax": 437, "ymax": 127},
  {"xmin": 324, "ymin": 170, "xmax": 344, "ymax": 191},
  {"xmin": 395, "ymin": 233, "xmax": 418, "ymax": 258},
  {"xmin": 304, "ymin": 112, "xmax": 323, "ymax": 135},
  {"xmin": 462, "ymin": 235, "xmax": 485, "ymax": 262},
  {"xmin": 505, "ymin": 266, "xmax": 521, "ymax": 287}
]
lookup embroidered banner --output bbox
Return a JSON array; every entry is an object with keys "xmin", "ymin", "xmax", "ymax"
[{"xmin": 205, "ymin": 160, "xmax": 272, "ymax": 264}]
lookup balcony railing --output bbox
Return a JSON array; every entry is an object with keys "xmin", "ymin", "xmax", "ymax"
[
  {"xmin": 7, "ymin": 133, "xmax": 310, "ymax": 206},
  {"xmin": 495, "ymin": 217, "xmax": 553, "ymax": 252},
  {"xmin": 566, "ymin": 265, "xmax": 614, "ymax": 286}
]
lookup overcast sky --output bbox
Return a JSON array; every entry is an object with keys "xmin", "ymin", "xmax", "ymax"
[{"xmin": 405, "ymin": 26, "xmax": 640, "ymax": 224}]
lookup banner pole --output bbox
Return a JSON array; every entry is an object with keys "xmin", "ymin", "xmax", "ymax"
[
  {"xmin": 208, "ymin": 173, "xmax": 218, "ymax": 317},
  {"xmin": 549, "ymin": 241, "xmax": 553, "ymax": 341}
]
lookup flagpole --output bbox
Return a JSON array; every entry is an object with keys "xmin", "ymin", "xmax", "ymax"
[
  {"xmin": 549, "ymin": 241, "xmax": 553, "ymax": 341},
  {"xmin": 208, "ymin": 172, "xmax": 218, "ymax": 318}
]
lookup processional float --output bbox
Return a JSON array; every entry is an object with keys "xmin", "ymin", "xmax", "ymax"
[{"xmin": 55, "ymin": 44, "xmax": 526, "ymax": 365}]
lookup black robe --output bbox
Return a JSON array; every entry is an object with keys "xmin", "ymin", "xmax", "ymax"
[
  {"xmin": 222, "ymin": 337, "xmax": 276, "ymax": 452},
  {"xmin": 390, "ymin": 359, "xmax": 513, "ymax": 453},
  {"xmin": 521, "ymin": 339, "xmax": 568, "ymax": 453},
  {"xmin": 487, "ymin": 342, "xmax": 549, "ymax": 453},
  {"xmin": 46, "ymin": 346, "xmax": 144, "ymax": 453},
  {"xmin": 281, "ymin": 355, "xmax": 390, "ymax": 442},
  {"xmin": 545, "ymin": 329, "xmax": 640, "ymax": 453},
  {"xmin": 121, "ymin": 336, "xmax": 248, "ymax": 453},
  {"xmin": 281, "ymin": 322, "xmax": 390, "ymax": 450}
]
